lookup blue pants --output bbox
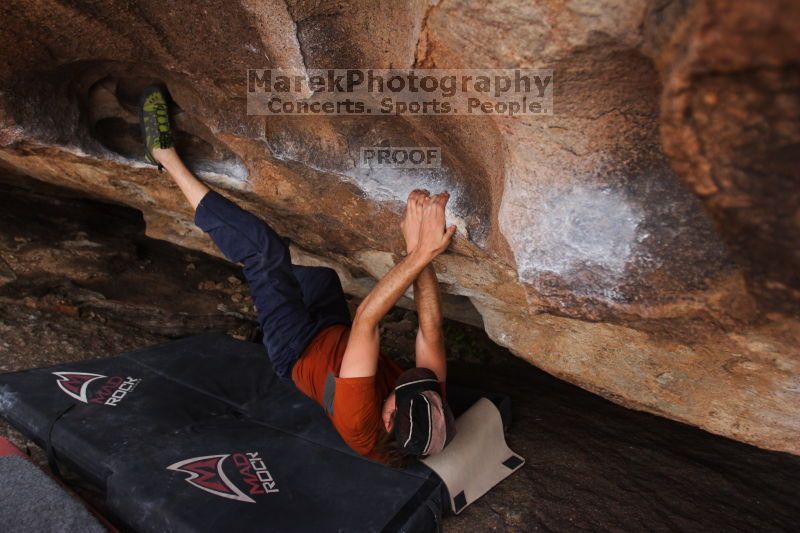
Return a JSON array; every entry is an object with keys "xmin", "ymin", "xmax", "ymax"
[{"xmin": 194, "ymin": 191, "xmax": 351, "ymax": 379}]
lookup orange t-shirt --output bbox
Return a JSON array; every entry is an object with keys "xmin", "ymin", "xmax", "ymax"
[{"xmin": 291, "ymin": 324, "xmax": 404, "ymax": 462}]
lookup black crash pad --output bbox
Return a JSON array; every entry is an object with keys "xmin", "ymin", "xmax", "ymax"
[{"xmin": 0, "ymin": 333, "xmax": 510, "ymax": 532}]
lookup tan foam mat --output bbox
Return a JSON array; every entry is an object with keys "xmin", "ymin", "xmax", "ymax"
[{"xmin": 422, "ymin": 397, "xmax": 524, "ymax": 514}]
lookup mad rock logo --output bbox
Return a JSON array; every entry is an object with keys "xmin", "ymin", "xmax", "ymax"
[
  {"xmin": 53, "ymin": 371, "xmax": 140, "ymax": 407},
  {"xmin": 168, "ymin": 452, "xmax": 279, "ymax": 503}
]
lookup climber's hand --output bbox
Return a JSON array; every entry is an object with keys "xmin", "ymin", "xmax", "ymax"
[
  {"xmin": 415, "ymin": 192, "xmax": 456, "ymax": 261},
  {"xmin": 401, "ymin": 189, "xmax": 430, "ymax": 254}
]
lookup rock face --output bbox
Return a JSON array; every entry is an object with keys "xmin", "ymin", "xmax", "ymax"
[{"xmin": 0, "ymin": 1, "xmax": 797, "ymax": 453}]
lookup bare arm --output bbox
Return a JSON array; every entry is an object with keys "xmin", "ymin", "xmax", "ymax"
[
  {"xmin": 412, "ymin": 264, "xmax": 446, "ymax": 382},
  {"xmin": 401, "ymin": 190, "xmax": 449, "ymax": 382},
  {"xmin": 339, "ymin": 250, "xmax": 432, "ymax": 378},
  {"xmin": 340, "ymin": 192, "xmax": 456, "ymax": 378}
]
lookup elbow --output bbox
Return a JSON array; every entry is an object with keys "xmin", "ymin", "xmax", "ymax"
[
  {"xmin": 354, "ymin": 301, "xmax": 368, "ymax": 322},
  {"xmin": 353, "ymin": 303, "xmax": 377, "ymax": 331}
]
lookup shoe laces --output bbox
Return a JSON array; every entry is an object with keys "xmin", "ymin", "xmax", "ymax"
[{"xmin": 153, "ymin": 103, "xmax": 172, "ymax": 148}]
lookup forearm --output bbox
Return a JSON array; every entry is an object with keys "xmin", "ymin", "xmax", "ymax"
[
  {"xmin": 354, "ymin": 250, "xmax": 431, "ymax": 329},
  {"xmin": 406, "ymin": 211, "xmax": 443, "ymax": 336},
  {"xmin": 413, "ymin": 264, "xmax": 443, "ymax": 336},
  {"xmin": 413, "ymin": 263, "xmax": 447, "ymax": 381}
]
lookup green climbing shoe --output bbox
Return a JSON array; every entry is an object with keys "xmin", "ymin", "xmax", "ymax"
[{"xmin": 139, "ymin": 85, "xmax": 174, "ymax": 170}]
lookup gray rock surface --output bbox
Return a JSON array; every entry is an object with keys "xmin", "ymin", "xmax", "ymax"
[{"xmin": 0, "ymin": 456, "xmax": 105, "ymax": 533}]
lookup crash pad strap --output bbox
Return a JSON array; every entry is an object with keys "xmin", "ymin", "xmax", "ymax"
[{"xmin": 46, "ymin": 403, "xmax": 75, "ymax": 479}]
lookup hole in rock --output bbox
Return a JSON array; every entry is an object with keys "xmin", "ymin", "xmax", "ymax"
[
  {"xmin": 93, "ymin": 116, "xmax": 219, "ymax": 164},
  {"xmin": 85, "ymin": 74, "xmax": 247, "ymax": 181},
  {"xmin": 93, "ymin": 117, "xmax": 142, "ymax": 160},
  {"xmin": 113, "ymin": 76, "xmax": 182, "ymax": 115}
]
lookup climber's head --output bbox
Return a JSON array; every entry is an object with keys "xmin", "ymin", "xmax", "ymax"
[{"xmin": 389, "ymin": 368, "xmax": 456, "ymax": 457}]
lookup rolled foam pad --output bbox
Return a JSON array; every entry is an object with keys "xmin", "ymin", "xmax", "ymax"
[{"xmin": 421, "ymin": 398, "xmax": 525, "ymax": 514}]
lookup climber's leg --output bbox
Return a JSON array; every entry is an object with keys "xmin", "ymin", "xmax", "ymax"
[
  {"xmin": 152, "ymin": 150, "xmax": 326, "ymax": 378},
  {"xmin": 141, "ymin": 87, "xmax": 333, "ymax": 379},
  {"xmin": 153, "ymin": 147, "xmax": 209, "ymax": 209},
  {"xmin": 292, "ymin": 265, "xmax": 352, "ymax": 326},
  {"xmin": 191, "ymin": 190, "xmax": 328, "ymax": 379}
]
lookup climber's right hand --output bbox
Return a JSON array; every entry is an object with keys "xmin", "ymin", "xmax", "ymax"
[
  {"xmin": 401, "ymin": 188, "xmax": 430, "ymax": 254},
  {"xmin": 415, "ymin": 192, "xmax": 456, "ymax": 261}
]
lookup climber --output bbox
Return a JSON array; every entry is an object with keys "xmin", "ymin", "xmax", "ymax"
[{"xmin": 139, "ymin": 86, "xmax": 457, "ymax": 466}]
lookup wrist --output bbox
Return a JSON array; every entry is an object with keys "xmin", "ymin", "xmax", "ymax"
[{"xmin": 408, "ymin": 248, "xmax": 434, "ymax": 267}]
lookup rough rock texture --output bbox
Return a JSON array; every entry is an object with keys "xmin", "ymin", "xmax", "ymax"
[
  {"xmin": 2, "ymin": 183, "xmax": 799, "ymax": 532},
  {"xmin": 0, "ymin": 1, "xmax": 797, "ymax": 453}
]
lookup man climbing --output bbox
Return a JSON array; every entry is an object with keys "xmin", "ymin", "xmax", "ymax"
[{"xmin": 140, "ymin": 86, "xmax": 456, "ymax": 466}]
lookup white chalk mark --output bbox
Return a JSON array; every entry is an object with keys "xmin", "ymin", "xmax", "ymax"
[{"xmin": 500, "ymin": 181, "xmax": 644, "ymax": 301}]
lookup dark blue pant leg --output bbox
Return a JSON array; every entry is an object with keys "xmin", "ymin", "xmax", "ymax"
[
  {"xmin": 291, "ymin": 266, "xmax": 352, "ymax": 326},
  {"xmin": 194, "ymin": 191, "xmax": 319, "ymax": 379}
]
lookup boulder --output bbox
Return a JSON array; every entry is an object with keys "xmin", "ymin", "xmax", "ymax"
[{"xmin": 0, "ymin": 0, "xmax": 797, "ymax": 453}]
